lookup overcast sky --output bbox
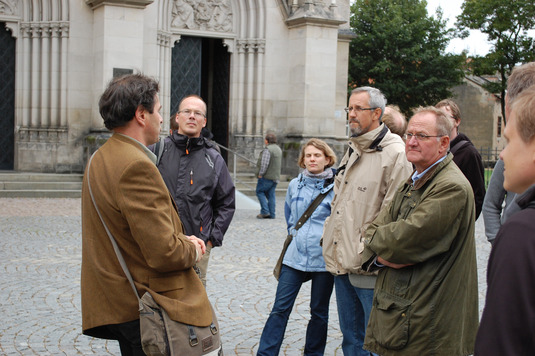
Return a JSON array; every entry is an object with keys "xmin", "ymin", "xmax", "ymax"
[{"xmin": 425, "ymin": 0, "xmax": 492, "ymax": 56}]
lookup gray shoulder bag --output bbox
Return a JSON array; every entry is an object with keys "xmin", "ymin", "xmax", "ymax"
[{"xmin": 273, "ymin": 187, "xmax": 332, "ymax": 280}]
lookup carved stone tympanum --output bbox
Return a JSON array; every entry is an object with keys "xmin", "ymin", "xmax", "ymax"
[{"xmin": 171, "ymin": 0, "xmax": 233, "ymax": 32}]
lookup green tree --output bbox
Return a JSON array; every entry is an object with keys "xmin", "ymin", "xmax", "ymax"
[
  {"xmin": 348, "ymin": 0, "xmax": 465, "ymax": 116},
  {"xmin": 456, "ymin": 0, "xmax": 535, "ymax": 122}
]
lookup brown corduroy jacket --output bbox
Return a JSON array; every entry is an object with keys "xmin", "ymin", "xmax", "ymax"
[{"xmin": 81, "ymin": 134, "xmax": 212, "ymax": 338}]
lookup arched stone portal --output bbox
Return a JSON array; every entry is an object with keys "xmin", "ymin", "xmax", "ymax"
[
  {"xmin": 157, "ymin": 0, "xmax": 266, "ymax": 144},
  {"xmin": 1, "ymin": 0, "xmax": 351, "ymax": 174}
]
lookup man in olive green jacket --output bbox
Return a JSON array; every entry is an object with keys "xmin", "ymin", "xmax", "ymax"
[{"xmin": 362, "ymin": 107, "xmax": 478, "ymax": 356}]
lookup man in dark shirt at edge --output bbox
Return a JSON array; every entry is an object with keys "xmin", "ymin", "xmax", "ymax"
[{"xmin": 436, "ymin": 99, "xmax": 485, "ymax": 219}]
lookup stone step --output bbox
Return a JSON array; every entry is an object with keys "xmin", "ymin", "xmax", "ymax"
[
  {"xmin": 233, "ymin": 174, "xmax": 291, "ymax": 197},
  {"xmin": 0, "ymin": 172, "xmax": 83, "ymax": 182},
  {"xmin": 0, "ymin": 172, "xmax": 83, "ymax": 198},
  {"xmin": 0, "ymin": 190, "xmax": 82, "ymax": 198},
  {"xmin": 1, "ymin": 181, "xmax": 83, "ymax": 191}
]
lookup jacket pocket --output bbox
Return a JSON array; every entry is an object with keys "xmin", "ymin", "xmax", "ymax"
[
  {"xmin": 370, "ymin": 290, "xmax": 411, "ymax": 350},
  {"xmin": 148, "ymin": 274, "xmax": 184, "ymax": 293}
]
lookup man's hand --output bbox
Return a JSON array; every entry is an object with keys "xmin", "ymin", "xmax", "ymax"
[
  {"xmin": 186, "ymin": 235, "xmax": 206, "ymax": 262},
  {"xmin": 377, "ymin": 256, "xmax": 413, "ymax": 269}
]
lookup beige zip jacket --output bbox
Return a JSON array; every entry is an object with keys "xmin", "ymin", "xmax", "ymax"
[{"xmin": 322, "ymin": 124, "xmax": 412, "ymax": 277}]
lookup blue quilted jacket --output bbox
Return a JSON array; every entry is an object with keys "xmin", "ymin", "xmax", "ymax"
[{"xmin": 282, "ymin": 171, "xmax": 334, "ymax": 272}]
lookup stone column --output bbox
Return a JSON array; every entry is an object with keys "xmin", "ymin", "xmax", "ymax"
[
  {"xmin": 255, "ymin": 39, "xmax": 266, "ymax": 136},
  {"xmin": 21, "ymin": 24, "xmax": 31, "ymax": 128},
  {"xmin": 284, "ymin": 3, "xmax": 345, "ymax": 138},
  {"xmin": 30, "ymin": 24, "xmax": 41, "ymax": 128},
  {"xmin": 50, "ymin": 22, "xmax": 61, "ymax": 128},
  {"xmin": 245, "ymin": 39, "xmax": 255, "ymax": 135},
  {"xmin": 84, "ymin": 0, "xmax": 154, "ymax": 129},
  {"xmin": 59, "ymin": 22, "xmax": 69, "ymax": 128},
  {"xmin": 40, "ymin": 24, "xmax": 51, "ymax": 127},
  {"xmin": 157, "ymin": 31, "xmax": 177, "ymax": 126},
  {"xmin": 236, "ymin": 40, "xmax": 247, "ymax": 133}
]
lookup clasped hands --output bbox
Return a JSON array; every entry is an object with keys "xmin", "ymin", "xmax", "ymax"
[{"xmin": 186, "ymin": 235, "xmax": 207, "ymax": 263}]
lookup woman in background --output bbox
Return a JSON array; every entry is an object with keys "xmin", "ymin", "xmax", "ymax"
[{"xmin": 257, "ymin": 138, "xmax": 337, "ymax": 356}]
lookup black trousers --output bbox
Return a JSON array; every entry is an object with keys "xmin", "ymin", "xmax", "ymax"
[{"xmin": 103, "ymin": 320, "xmax": 145, "ymax": 356}]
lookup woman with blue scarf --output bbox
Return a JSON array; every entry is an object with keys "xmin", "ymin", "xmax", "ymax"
[{"xmin": 258, "ymin": 138, "xmax": 337, "ymax": 356}]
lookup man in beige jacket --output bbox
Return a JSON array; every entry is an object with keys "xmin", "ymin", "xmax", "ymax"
[{"xmin": 322, "ymin": 86, "xmax": 412, "ymax": 355}]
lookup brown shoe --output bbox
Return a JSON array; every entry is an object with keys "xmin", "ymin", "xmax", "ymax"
[{"xmin": 257, "ymin": 214, "xmax": 271, "ymax": 219}]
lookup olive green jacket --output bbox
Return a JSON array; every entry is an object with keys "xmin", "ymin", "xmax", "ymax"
[{"xmin": 362, "ymin": 153, "xmax": 479, "ymax": 356}]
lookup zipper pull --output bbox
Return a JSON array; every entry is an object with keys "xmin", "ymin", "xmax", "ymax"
[
  {"xmin": 190, "ymin": 170, "xmax": 193, "ymax": 185},
  {"xmin": 186, "ymin": 138, "xmax": 190, "ymax": 155}
]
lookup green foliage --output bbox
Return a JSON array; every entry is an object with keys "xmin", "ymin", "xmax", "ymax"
[
  {"xmin": 456, "ymin": 0, "xmax": 535, "ymax": 121},
  {"xmin": 348, "ymin": 0, "xmax": 465, "ymax": 117}
]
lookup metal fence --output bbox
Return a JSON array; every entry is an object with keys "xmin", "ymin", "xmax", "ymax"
[
  {"xmin": 478, "ymin": 146, "xmax": 503, "ymax": 187},
  {"xmin": 478, "ymin": 147, "xmax": 501, "ymax": 169}
]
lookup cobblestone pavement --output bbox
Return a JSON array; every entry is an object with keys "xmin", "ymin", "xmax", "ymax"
[{"xmin": 0, "ymin": 197, "xmax": 491, "ymax": 355}]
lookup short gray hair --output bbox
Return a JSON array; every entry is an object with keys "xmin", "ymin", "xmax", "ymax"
[
  {"xmin": 411, "ymin": 106, "xmax": 453, "ymax": 137},
  {"xmin": 351, "ymin": 86, "xmax": 387, "ymax": 120}
]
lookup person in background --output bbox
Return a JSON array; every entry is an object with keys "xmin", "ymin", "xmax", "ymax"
[
  {"xmin": 257, "ymin": 138, "xmax": 337, "ymax": 356},
  {"xmin": 475, "ymin": 86, "xmax": 535, "ymax": 355},
  {"xmin": 483, "ymin": 159, "xmax": 519, "ymax": 244},
  {"xmin": 436, "ymin": 99, "xmax": 485, "ymax": 219},
  {"xmin": 321, "ymin": 86, "xmax": 412, "ymax": 356},
  {"xmin": 169, "ymin": 113, "xmax": 179, "ymax": 134},
  {"xmin": 151, "ymin": 95, "xmax": 235, "ymax": 287},
  {"xmin": 81, "ymin": 74, "xmax": 211, "ymax": 354},
  {"xmin": 382, "ymin": 104, "xmax": 407, "ymax": 139},
  {"xmin": 362, "ymin": 106, "xmax": 478, "ymax": 356},
  {"xmin": 256, "ymin": 133, "xmax": 282, "ymax": 219},
  {"xmin": 482, "ymin": 62, "xmax": 535, "ymax": 243}
]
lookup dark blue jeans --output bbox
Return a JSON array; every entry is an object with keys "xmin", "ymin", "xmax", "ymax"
[
  {"xmin": 334, "ymin": 274, "xmax": 376, "ymax": 356},
  {"xmin": 256, "ymin": 178, "xmax": 277, "ymax": 217},
  {"xmin": 257, "ymin": 265, "xmax": 334, "ymax": 356}
]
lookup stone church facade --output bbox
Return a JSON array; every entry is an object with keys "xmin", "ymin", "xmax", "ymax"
[
  {"xmin": 0, "ymin": 0, "xmax": 352, "ymax": 175},
  {"xmin": 451, "ymin": 76, "xmax": 504, "ymax": 164}
]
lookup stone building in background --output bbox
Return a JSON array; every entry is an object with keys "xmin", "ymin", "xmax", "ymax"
[
  {"xmin": 0, "ymin": 0, "xmax": 352, "ymax": 177},
  {"xmin": 450, "ymin": 75, "xmax": 504, "ymax": 165}
]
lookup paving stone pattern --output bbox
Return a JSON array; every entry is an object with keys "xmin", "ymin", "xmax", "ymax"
[{"xmin": 0, "ymin": 198, "xmax": 491, "ymax": 355}]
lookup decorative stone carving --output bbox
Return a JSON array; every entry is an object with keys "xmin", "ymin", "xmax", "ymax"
[
  {"xmin": 18, "ymin": 127, "xmax": 68, "ymax": 144},
  {"xmin": 235, "ymin": 39, "xmax": 265, "ymax": 54},
  {"xmin": 0, "ymin": 0, "xmax": 17, "ymax": 15},
  {"xmin": 284, "ymin": 0, "xmax": 346, "ymax": 28},
  {"xmin": 158, "ymin": 31, "xmax": 173, "ymax": 47},
  {"xmin": 170, "ymin": 0, "xmax": 233, "ymax": 33},
  {"xmin": 20, "ymin": 22, "xmax": 70, "ymax": 39}
]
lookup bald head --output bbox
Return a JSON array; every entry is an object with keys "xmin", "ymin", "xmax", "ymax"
[{"xmin": 383, "ymin": 105, "xmax": 407, "ymax": 138}]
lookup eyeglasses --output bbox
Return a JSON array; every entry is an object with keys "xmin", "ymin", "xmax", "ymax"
[
  {"xmin": 178, "ymin": 109, "xmax": 205, "ymax": 119},
  {"xmin": 344, "ymin": 106, "xmax": 377, "ymax": 114},
  {"xmin": 404, "ymin": 132, "xmax": 444, "ymax": 141}
]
